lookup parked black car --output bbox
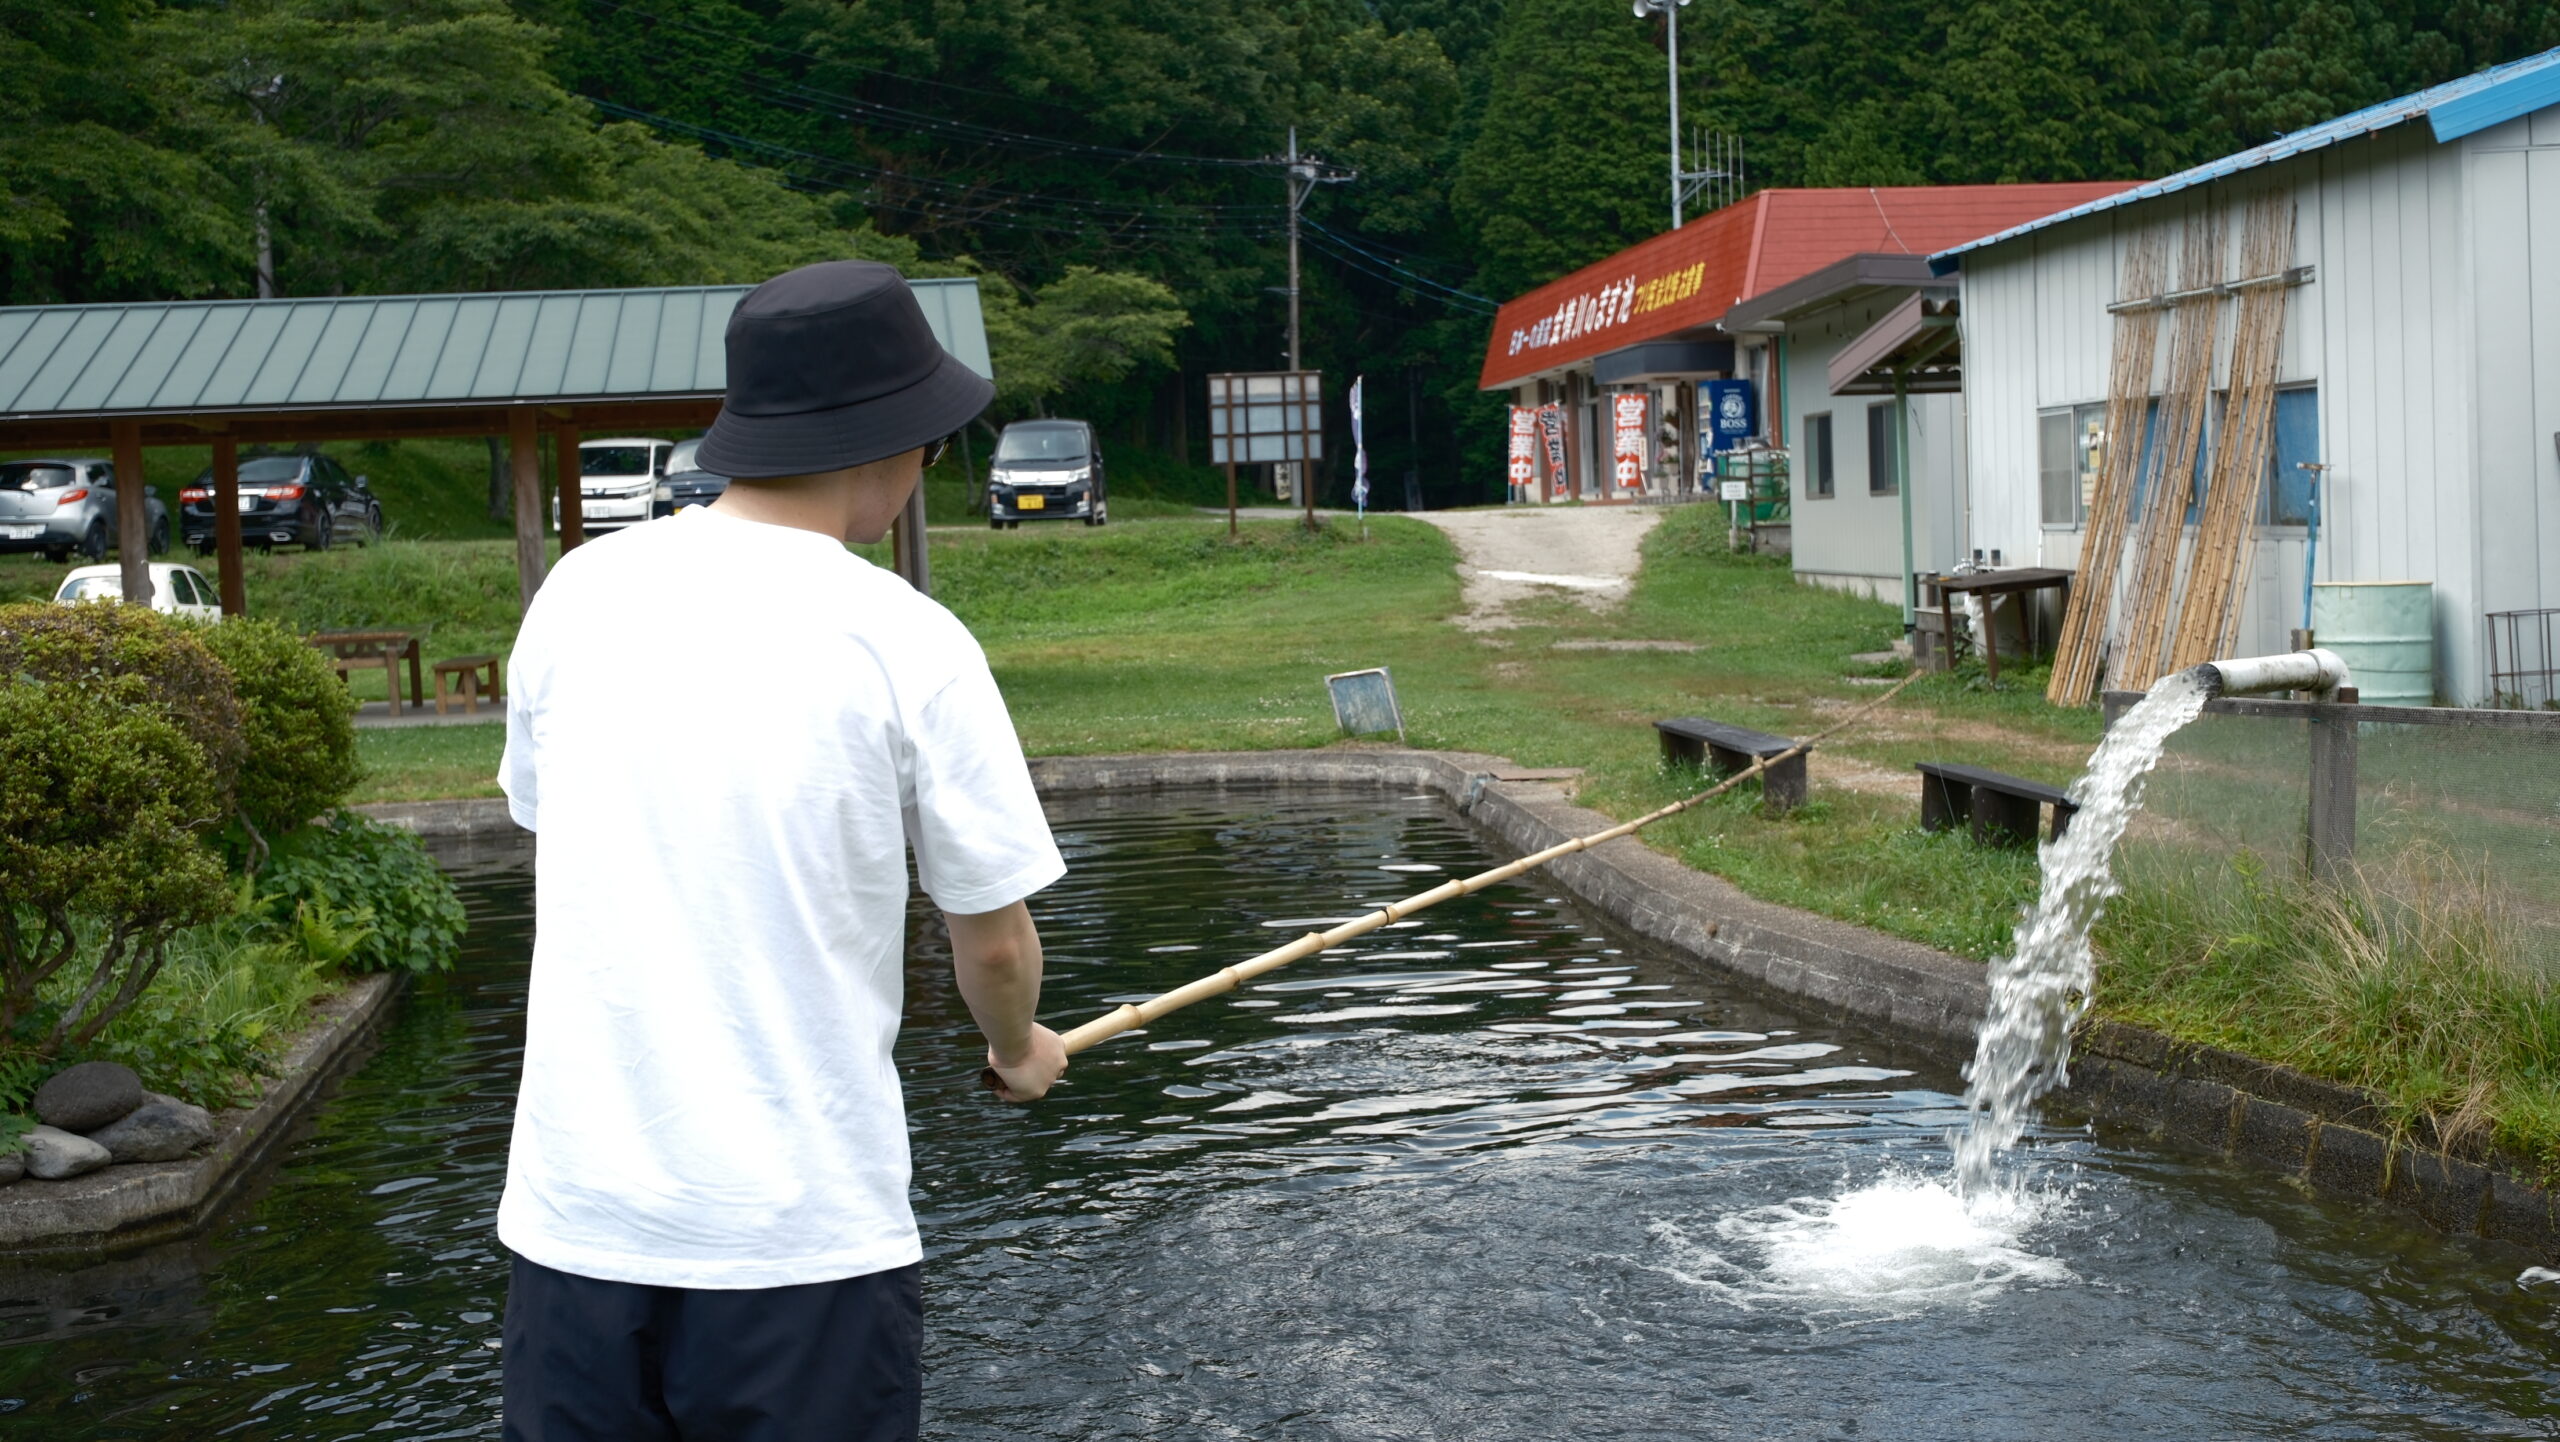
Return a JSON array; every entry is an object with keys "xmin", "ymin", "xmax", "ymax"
[
  {"xmin": 652, "ymin": 437, "xmax": 730, "ymax": 517},
  {"xmin": 987, "ymin": 420, "xmax": 1106, "ymax": 529},
  {"xmin": 181, "ymin": 452, "xmax": 381, "ymax": 554}
]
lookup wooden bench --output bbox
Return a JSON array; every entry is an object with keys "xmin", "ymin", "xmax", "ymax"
[
  {"xmin": 1654, "ymin": 717, "xmax": 1807, "ymax": 811},
  {"xmin": 433, "ymin": 654, "xmax": 504, "ymax": 715},
  {"xmin": 1915, "ymin": 761, "xmax": 2078, "ymax": 847}
]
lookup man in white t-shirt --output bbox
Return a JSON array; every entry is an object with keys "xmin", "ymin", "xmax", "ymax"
[{"xmin": 498, "ymin": 260, "xmax": 1068, "ymax": 1442}]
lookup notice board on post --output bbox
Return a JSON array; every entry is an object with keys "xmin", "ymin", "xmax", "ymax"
[
  {"xmin": 1209, "ymin": 370, "xmax": 1326, "ymax": 530},
  {"xmin": 1208, "ymin": 371, "xmax": 1325, "ymax": 465}
]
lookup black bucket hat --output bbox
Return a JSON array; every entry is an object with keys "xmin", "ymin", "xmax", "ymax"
[{"xmin": 694, "ymin": 260, "xmax": 995, "ymax": 480}]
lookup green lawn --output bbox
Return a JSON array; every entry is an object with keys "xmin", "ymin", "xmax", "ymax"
[
  {"xmin": 336, "ymin": 508, "xmax": 2096, "ymax": 962},
  {"xmin": 313, "ymin": 504, "xmax": 2560, "ymax": 1178}
]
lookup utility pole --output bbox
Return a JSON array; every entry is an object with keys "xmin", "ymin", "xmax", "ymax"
[
  {"xmin": 1287, "ymin": 127, "xmax": 1303, "ymax": 370},
  {"xmin": 1276, "ymin": 129, "xmax": 1355, "ymax": 368},
  {"xmin": 1269, "ymin": 129, "xmax": 1352, "ymax": 507}
]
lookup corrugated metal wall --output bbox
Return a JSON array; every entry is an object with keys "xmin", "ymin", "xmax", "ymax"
[
  {"xmin": 2469, "ymin": 108, "xmax": 2560, "ymax": 652},
  {"xmin": 1959, "ymin": 112, "xmax": 2560, "ymax": 703}
]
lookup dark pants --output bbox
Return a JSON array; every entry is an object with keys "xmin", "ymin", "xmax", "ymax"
[{"xmin": 502, "ymin": 1253, "xmax": 922, "ymax": 1442}]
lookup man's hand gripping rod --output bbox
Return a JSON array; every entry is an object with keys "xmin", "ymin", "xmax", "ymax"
[{"xmin": 983, "ymin": 671, "xmax": 1926, "ymax": 1093}]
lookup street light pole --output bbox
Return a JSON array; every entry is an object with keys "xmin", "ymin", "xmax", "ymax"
[{"xmin": 1634, "ymin": 0, "xmax": 1693, "ymax": 229}]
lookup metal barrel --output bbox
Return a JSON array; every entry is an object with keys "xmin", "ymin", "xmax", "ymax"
[{"xmin": 2310, "ymin": 581, "xmax": 2434, "ymax": 706}]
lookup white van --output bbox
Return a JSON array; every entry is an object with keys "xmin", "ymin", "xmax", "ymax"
[{"xmin": 560, "ymin": 438, "xmax": 674, "ymax": 534}]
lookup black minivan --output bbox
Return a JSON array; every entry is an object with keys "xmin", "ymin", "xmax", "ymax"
[{"xmin": 986, "ymin": 420, "xmax": 1106, "ymax": 529}]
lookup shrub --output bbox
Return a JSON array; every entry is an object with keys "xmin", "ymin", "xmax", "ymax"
[
  {"xmin": 192, "ymin": 616, "xmax": 362, "ymax": 839},
  {"xmin": 0, "ymin": 601, "xmax": 245, "ymax": 799},
  {"xmin": 258, "ymin": 812, "xmax": 464, "ymax": 974},
  {"xmin": 0, "ymin": 681, "xmax": 236, "ymax": 1054}
]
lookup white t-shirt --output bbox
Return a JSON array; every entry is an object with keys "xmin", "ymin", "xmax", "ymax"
[{"xmin": 496, "ymin": 506, "xmax": 1064, "ymax": 1290}]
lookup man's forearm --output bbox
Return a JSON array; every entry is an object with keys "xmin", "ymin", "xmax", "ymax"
[{"xmin": 946, "ymin": 902, "xmax": 1043, "ymax": 1061}]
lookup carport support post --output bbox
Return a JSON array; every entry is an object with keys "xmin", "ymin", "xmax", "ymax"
[
  {"xmin": 212, "ymin": 436, "xmax": 245, "ymax": 616},
  {"xmin": 554, "ymin": 421, "xmax": 585, "ymax": 554},
  {"xmin": 891, "ymin": 481, "xmax": 930, "ymax": 595},
  {"xmin": 111, "ymin": 420, "xmax": 151, "ymax": 607},
  {"xmin": 1895, "ymin": 367, "xmax": 1916, "ymax": 631},
  {"xmin": 510, "ymin": 407, "xmax": 546, "ymax": 606}
]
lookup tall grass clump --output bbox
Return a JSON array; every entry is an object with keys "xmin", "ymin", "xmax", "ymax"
[{"xmin": 2098, "ymin": 845, "xmax": 2560, "ymax": 1170}]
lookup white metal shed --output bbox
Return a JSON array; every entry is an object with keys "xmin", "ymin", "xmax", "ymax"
[{"xmin": 1937, "ymin": 47, "xmax": 2560, "ymax": 704}]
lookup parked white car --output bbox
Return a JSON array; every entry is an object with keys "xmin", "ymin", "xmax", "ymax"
[
  {"xmin": 556, "ymin": 437, "xmax": 673, "ymax": 535},
  {"xmin": 53, "ymin": 562, "xmax": 224, "ymax": 620}
]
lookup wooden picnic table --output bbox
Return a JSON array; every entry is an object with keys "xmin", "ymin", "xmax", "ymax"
[
  {"xmin": 309, "ymin": 629, "xmax": 425, "ymax": 714},
  {"xmin": 1921, "ymin": 567, "xmax": 2073, "ymax": 684}
]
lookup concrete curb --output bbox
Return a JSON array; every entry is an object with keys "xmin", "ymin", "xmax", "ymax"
[
  {"xmin": 0, "ymin": 971, "xmax": 402, "ymax": 1257},
  {"xmin": 358, "ymin": 753, "xmax": 2560, "ymax": 1261}
]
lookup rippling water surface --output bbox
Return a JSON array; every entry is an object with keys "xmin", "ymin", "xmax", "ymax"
[{"xmin": 3, "ymin": 790, "xmax": 2557, "ymax": 1438}]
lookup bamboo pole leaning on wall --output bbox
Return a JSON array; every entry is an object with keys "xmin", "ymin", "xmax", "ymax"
[
  {"xmin": 2107, "ymin": 210, "xmax": 2227, "ymax": 692},
  {"xmin": 2048, "ymin": 228, "xmax": 2171, "ymax": 704},
  {"xmin": 2167, "ymin": 193, "xmax": 2297, "ymax": 671},
  {"xmin": 996, "ymin": 673, "xmax": 1928, "ymax": 1085}
]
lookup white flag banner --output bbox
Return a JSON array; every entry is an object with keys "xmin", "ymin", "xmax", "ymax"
[{"xmin": 1350, "ymin": 375, "xmax": 1369, "ymax": 515}]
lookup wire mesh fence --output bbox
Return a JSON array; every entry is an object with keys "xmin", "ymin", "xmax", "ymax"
[{"xmin": 2109, "ymin": 697, "xmax": 2560, "ymax": 970}]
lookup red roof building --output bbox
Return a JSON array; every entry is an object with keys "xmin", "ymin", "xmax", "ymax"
[
  {"xmin": 1480, "ymin": 183, "xmax": 2135, "ymax": 392},
  {"xmin": 1481, "ymin": 182, "xmax": 2139, "ymax": 540}
]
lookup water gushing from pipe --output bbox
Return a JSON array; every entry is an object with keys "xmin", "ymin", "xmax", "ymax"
[
  {"xmin": 1949, "ymin": 649, "xmax": 2350, "ymax": 1197},
  {"xmin": 1949, "ymin": 668, "xmax": 2211, "ymax": 1195}
]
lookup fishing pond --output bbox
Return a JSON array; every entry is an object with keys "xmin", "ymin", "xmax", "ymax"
[{"xmin": 3, "ymin": 789, "xmax": 2555, "ymax": 1437}]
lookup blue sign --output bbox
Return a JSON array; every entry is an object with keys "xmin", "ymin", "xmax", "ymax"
[{"xmin": 1702, "ymin": 379, "xmax": 1759, "ymax": 452}]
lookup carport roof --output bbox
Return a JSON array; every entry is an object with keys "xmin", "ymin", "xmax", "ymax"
[{"xmin": 0, "ymin": 278, "xmax": 991, "ymax": 447}]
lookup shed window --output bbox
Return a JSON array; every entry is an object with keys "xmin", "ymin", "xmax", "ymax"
[
  {"xmin": 2265, "ymin": 387, "xmax": 2319, "ymax": 525},
  {"xmin": 1866, "ymin": 403, "xmax": 1897, "ymax": 495},
  {"xmin": 2039, "ymin": 402, "xmax": 2108, "ymax": 526},
  {"xmin": 1802, "ymin": 413, "xmax": 1834, "ymax": 498}
]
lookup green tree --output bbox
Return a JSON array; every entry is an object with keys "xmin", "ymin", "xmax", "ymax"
[
  {"xmin": 980, "ymin": 266, "xmax": 1190, "ymax": 418},
  {"xmin": 0, "ymin": 0, "xmax": 240, "ymax": 303},
  {"xmin": 1453, "ymin": 0, "xmax": 1669, "ymax": 302}
]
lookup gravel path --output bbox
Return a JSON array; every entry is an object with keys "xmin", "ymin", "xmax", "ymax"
[{"xmin": 1413, "ymin": 507, "xmax": 1665, "ymax": 631}]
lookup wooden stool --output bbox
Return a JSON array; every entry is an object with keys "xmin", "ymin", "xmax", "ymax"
[{"xmin": 432, "ymin": 654, "xmax": 503, "ymax": 715}]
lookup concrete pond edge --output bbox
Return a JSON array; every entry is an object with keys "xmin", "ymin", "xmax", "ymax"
[
  {"xmin": 356, "ymin": 756, "xmax": 2560, "ymax": 1262},
  {"xmin": 0, "ymin": 971, "xmax": 402, "ymax": 1257}
]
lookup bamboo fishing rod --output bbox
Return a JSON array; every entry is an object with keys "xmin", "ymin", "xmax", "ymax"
[{"xmin": 986, "ymin": 669, "xmax": 1926, "ymax": 1090}]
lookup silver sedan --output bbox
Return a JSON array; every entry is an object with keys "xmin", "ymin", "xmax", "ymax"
[{"xmin": 0, "ymin": 457, "xmax": 169, "ymax": 563}]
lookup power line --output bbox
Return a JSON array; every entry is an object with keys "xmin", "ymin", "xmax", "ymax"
[
  {"xmin": 1302, "ymin": 220, "xmax": 1498, "ymax": 307},
  {"xmin": 1298, "ymin": 233, "xmax": 1497, "ymax": 315},
  {"xmin": 589, "ymin": 99, "xmax": 1287, "ymax": 236}
]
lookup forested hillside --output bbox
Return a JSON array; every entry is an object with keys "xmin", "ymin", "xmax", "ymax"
[{"xmin": 6, "ymin": 0, "xmax": 2551, "ymax": 500}]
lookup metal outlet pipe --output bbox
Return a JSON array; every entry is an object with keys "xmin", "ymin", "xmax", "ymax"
[{"xmin": 2195, "ymin": 647, "xmax": 2351, "ymax": 700}]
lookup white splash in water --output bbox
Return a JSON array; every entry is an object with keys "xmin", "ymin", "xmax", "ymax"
[
  {"xmin": 1651, "ymin": 1171, "xmax": 2074, "ymax": 1320},
  {"xmin": 1951, "ymin": 668, "xmax": 2213, "ymax": 1195}
]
